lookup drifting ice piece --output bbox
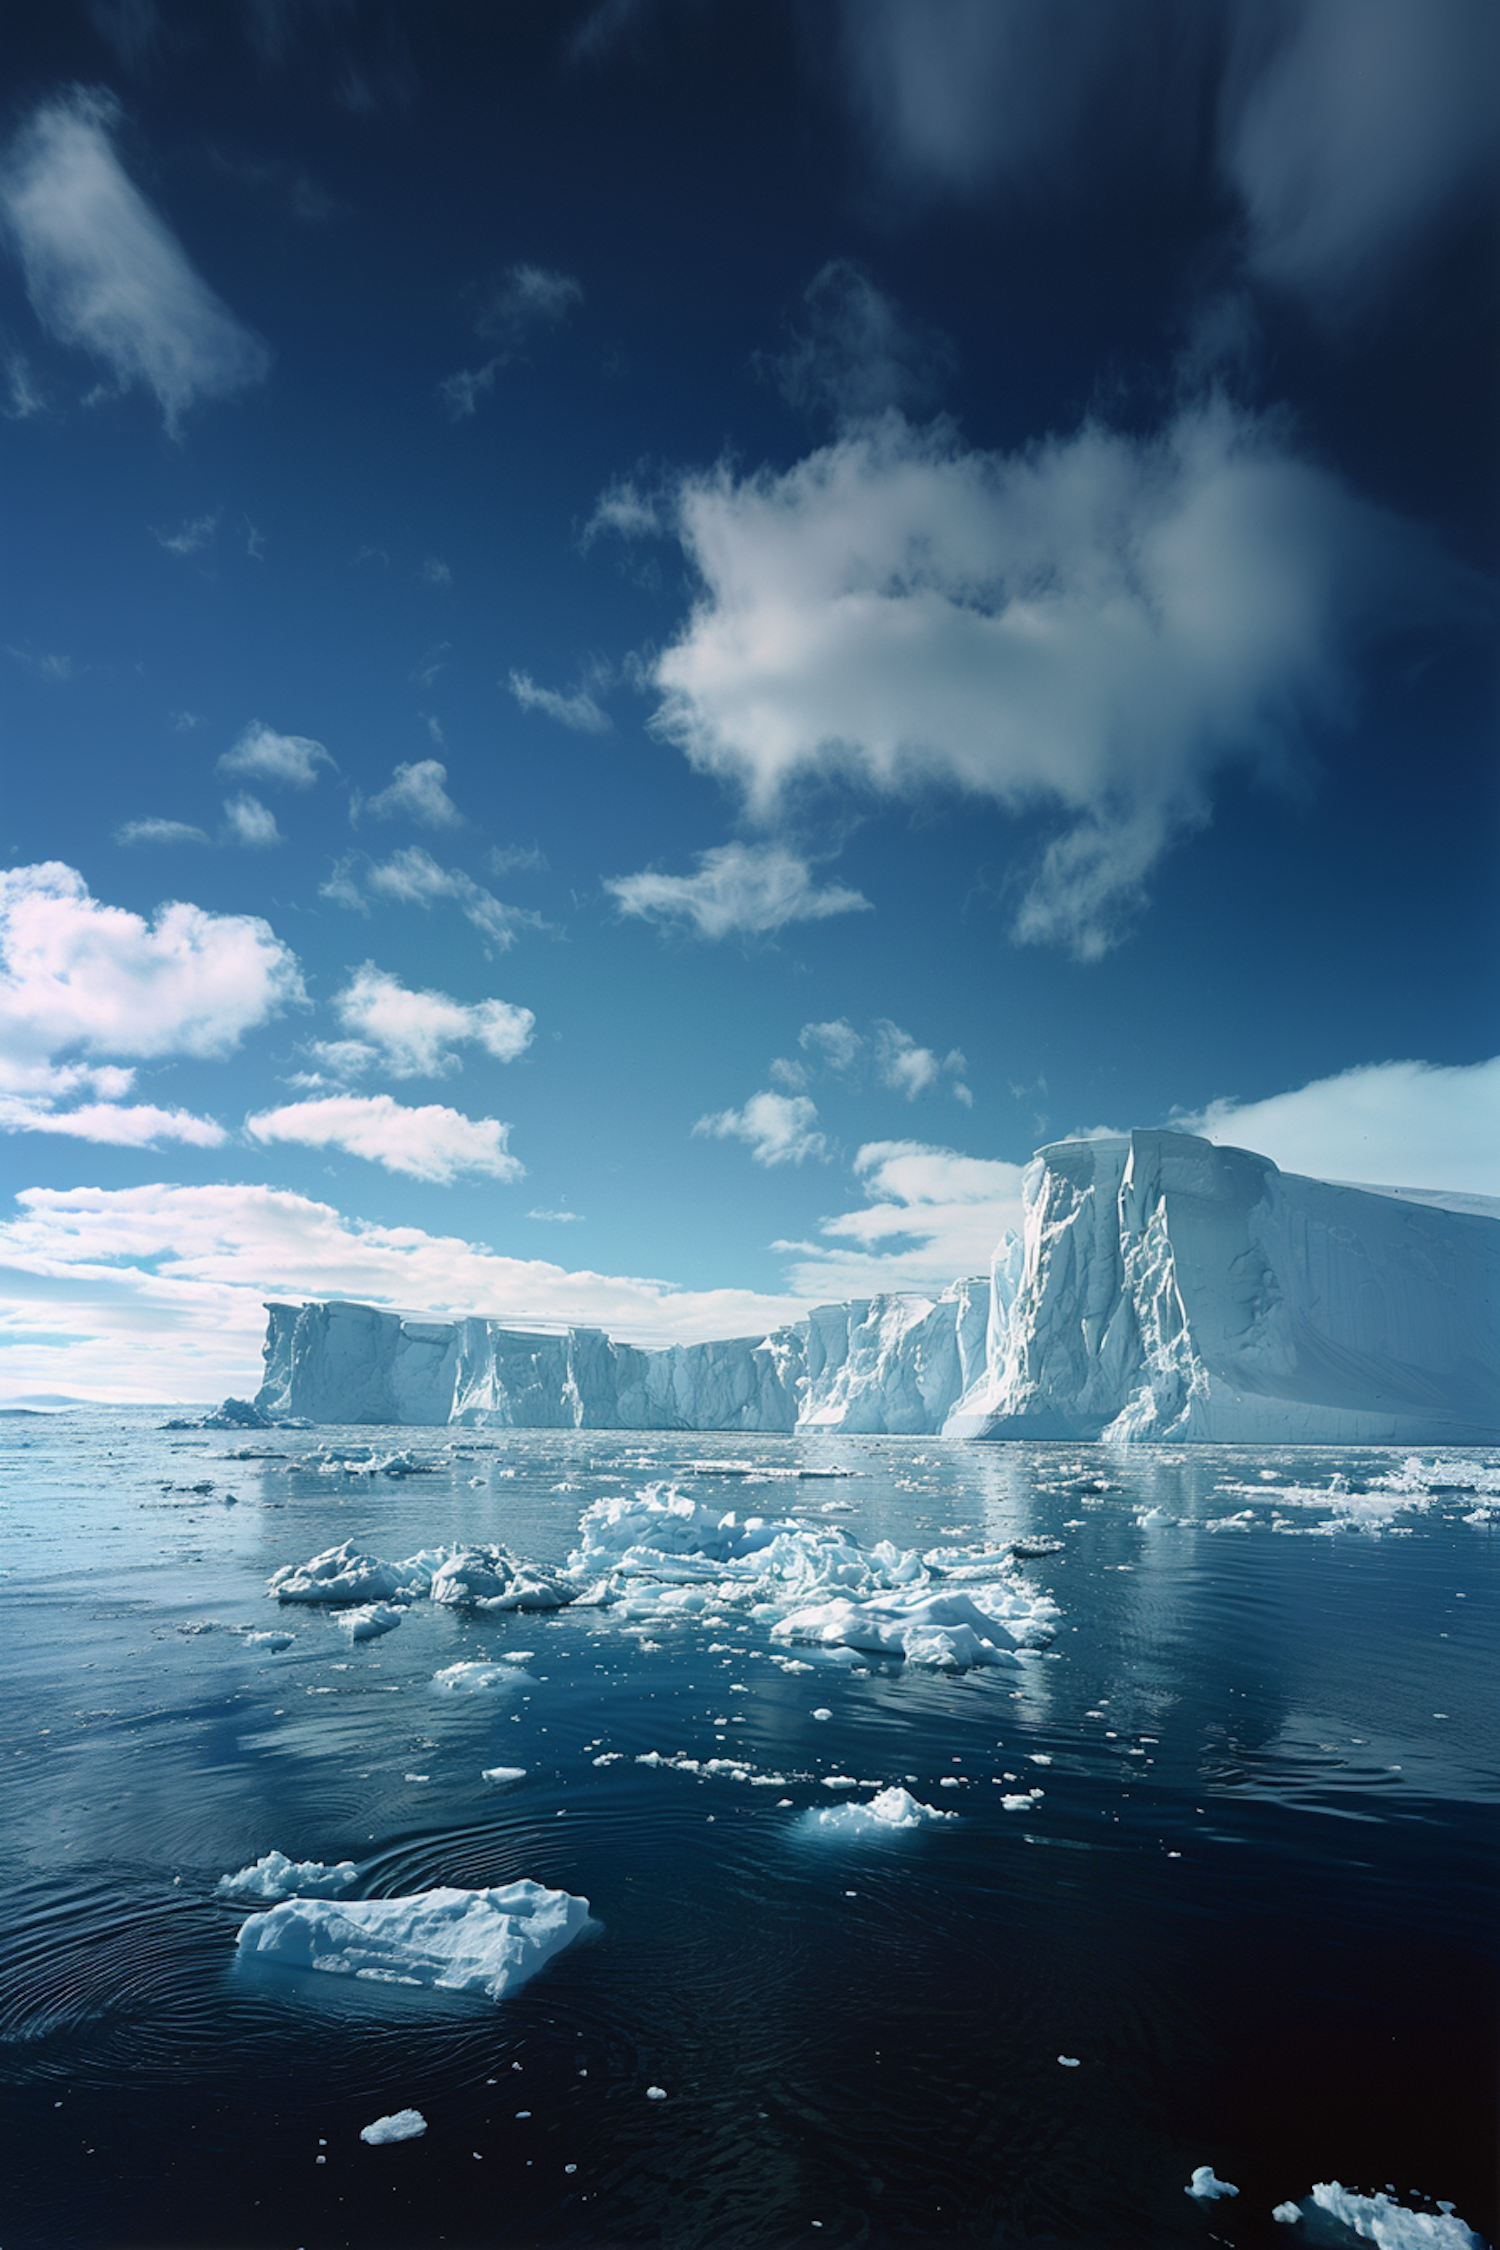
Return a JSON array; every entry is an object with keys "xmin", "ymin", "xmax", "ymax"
[
  {"xmin": 429, "ymin": 1545, "xmax": 573, "ymax": 1612},
  {"xmin": 1309, "ymin": 2182, "xmax": 1482, "ymax": 2247},
  {"xmin": 804, "ymin": 1787, "xmax": 957, "ymax": 1836},
  {"xmin": 361, "ymin": 2108, "xmax": 427, "ymax": 2144},
  {"xmin": 217, "ymin": 1850, "xmax": 358, "ymax": 1902},
  {"xmin": 268, "ymin": 1541, "xmax": 406, "ymax": 1606},
  {"xmin": 1186, "ymin": 2168, "xmax": 1239, "ymax": 2201},
  {"xmin": 235, "ymin": 1880, "xmax": 590, "ymax": 2000}
]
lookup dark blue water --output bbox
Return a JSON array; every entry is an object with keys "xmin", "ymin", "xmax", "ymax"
[{"xmin": 1, "ymin": 1411, "xmax": 1495, "ymax": 2249}]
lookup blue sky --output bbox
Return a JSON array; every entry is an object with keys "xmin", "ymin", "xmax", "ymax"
[{"xmin": 1, "ymin": 0, "xmax": 1496, "ymax": 1401}]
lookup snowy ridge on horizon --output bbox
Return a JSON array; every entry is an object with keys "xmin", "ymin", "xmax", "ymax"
[{"xmin": 244, "ymin": 1131, "xmax": 1499, "ymax": 1445}]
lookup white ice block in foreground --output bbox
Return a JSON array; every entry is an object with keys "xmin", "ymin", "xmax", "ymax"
[
  {"xmin": 1186, "ymin": 2167, "xmax": 1239, "ymax": 2200},
  {"xmin": 431, "ymin": 1660, "xmax": 532, "ymax": 1694},
  {"xmin": 217, "ymin": 1850, "xmax": 359, "ymax": 1902},
  {"xmin": 235, "ymin": 1880, "xmax": 590, "ymax": 2000},
  {"xmin": 360, "ymin": 2108, "xmax": 427, "ymax": 2144},
  {"xmin": 804, "ymin": 1787, "xmax": 957, "ymax": 1837},
  {"xmin": 341, "ymin": 1601, "xmax": 403, "ymax": 1642},
  {"xmin": 1310, "ymin": 2182, "xmax": 1482, "ymax": 2248}
]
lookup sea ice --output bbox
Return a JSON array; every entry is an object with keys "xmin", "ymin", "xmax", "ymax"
[
  {"xmin": 360, "ymin": 2109, "xmax": 427, "ymax": 2144},
  {"xmin": 1309, "ymin": 2182, "xmax": 1482, "ymax": 2247},
  {"xmin": 244, "ymin": 1630, "xmax": 294, "ymax": 1650},
  {"xmin": 235, "ymin": 1880, "xmax": 590, "ymax": 2000},
  {"xmin": 268, "ymin": 1540, "xmax": 411, "ymax": 1606},
  {"xmin": 803, "ymin": 1786, "xmax": 957, "ymax": 1836},
  {"xmin": 341, "ymin": 1602, "xmax": 403, "ymax": 1642},
  {"xmin": 431, "ymin": 1661, "xmax": 533, "ymax": 1694},
  {"xmin": 1273, "ymin": 2205, "xmax": 1302, "ymax": 2225},
  {"xmin": 480, "ymin": 1765, "xmax": 527, "ymax": 1785},
  {"xmin": 1186, "ymin": 2167, "xmax": 1239, "ymax": 2200},
  {"xmin": 216, "ymin": 1850, "xmax": 359, "ymax": 1902},
  {"xmin": 773, "ymin": 1590, "xmax": 1026, "ymax": 1669},
  {"xmin": 430, "ymin": 1544, "xmax": 573, "ymax": 1612}
]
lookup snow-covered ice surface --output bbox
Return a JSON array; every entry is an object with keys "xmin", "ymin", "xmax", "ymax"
[
  {"xmin": 1, "ymin": 1406, "xmax": 1494, "ymax": 2250},
  {"xmin": 1308, "ymin": 2181, "xmax": 1484, "ymax": 2247},
  {"xmin": 235, "ymin": 1880, "xmax": 590, "ymax": 2000}
]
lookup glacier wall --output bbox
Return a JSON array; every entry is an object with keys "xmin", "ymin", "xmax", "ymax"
[
  {"xmin": 253, "ymin": 1279, "xmax": 991, "ymax": 1435},
  {"xmin": 947, "ymin": 1130, "xmax": 1500, "ymax": 1443},
  {"xmin": 248, "ymin": 1131, "xmax": 1498, "ymax": 1442}
]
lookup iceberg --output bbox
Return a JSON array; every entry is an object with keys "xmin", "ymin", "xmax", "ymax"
[
  {"xmin": 429, "ymin": 1544, "xmax": 573, "ymax": 1612},
  {"xmin": 249, "ymin": 1281, "xmax": 990, "ymax": 1435},
  {"xmin": 234, "ymin": 1879, "xmax": 590, "ymax": 2000},
  {"xmin": 217, "ymin": 1850, "xmax": 359, "ymax": 1902},
  {"xmin": 239, "ymin": 1133, "xmax": 1496, "ymax": 1442},
  {"xmin": 360, "ymin": 2109, "xmax": 427, "ymax": 2145},
  {"xmin": 1308, "ymin": 2183, "xmax": 1482, "ymax": 2248},
  {"xmin": 949, "ymin": 1131, "xmax": 1500, "ymax": 1444}
]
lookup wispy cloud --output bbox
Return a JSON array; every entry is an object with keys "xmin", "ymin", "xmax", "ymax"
[
  {"xmin": 777, "ymin": 1139, "xmax": 1027, "ymax": 1298},
  {"xmin": 365, "ymin": 758, "xmax": 463, "ymax": 828},
  {"xmin": 783, "ymin": 1016, "xmax": 971, "ymax": 1104},
  {"xmin": 419, "ymin": 554, "xmax": 452, "ymax": 586},
  {"xmin": 606, "ymin": 841, "xmax": 871, "ymax": 941},
  {"xmin": 527, "ymin": 1206, "xmax": 583, "ymax": 1223},
  {"xmin": 218, "ymin": 719, "xmax": 333, "ymax": 789},
  {"xmin": 245, "ymin": 1092, "xmax": 523, "ymax": 1184},
  {"xmin": 0, "ymin": 1094, "xmax": 225, "ymax": 1147},
  {"xmin": 323, "ymin": 846, "xmax": 546, "ymax": 952},
  {"xmin": 1, "ymin": 347, "xmax": 46, "ymax": 419},
  {"xmin": 439, "ymin": 262, "xmax": 583, "ymax": 419},
  {"xmin": 0, "ymin": 88, "xmax": 271, "ymax": 431},
  {"xmin": 762, "ymin": 259, "xmax": 956, "ymax": 424},
  {"xmin": 5, "ymin": 645, "xmax": 73, "ymax": 683},
  {"xmin": 508, "ymin": 668, "xmax": 611, "ymax": 734},
  {"xmin": 153, "ymin": 509, "xmax": 219, "ymax": 557},
  {"xmin": 1170, "ymin": 1054, "xmax": 1500, "ymax": 1198},
  {"xmin": 115, "ymin": 816, "xmax": 211, "ymax": 846},
  {"xmin": 694, "ymin": 1090, "xmax": 828, "ymax": 1168},
  {"xmin": 327, "ymin": 962, "xmax": 534, "ymax": 1078}
]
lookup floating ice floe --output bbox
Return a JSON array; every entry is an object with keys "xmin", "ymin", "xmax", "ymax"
[
  {"xmin": 341, "ymin": 1602, "xmax": 403, "ymax": 1643},
  {"xmin": 803, "ymin": 1786, "xmax": 957, "ymax": 1837},
  {"xmin": 268, "ymin": 1540, "xmax": 427, "ymax": 1606},
  {"xmin": 480, "ymin": 1765, "xmax": 527, "ymax": 1785},
  {"xmin": 360, "ymin": 2108, "xmax": 427, "ymax": 2144},
  {"xmin": 1186, "ymin": 2167, "xmax": 1239, "ymax": 2200},
  {"xmin": 235, "ymin": 1880, "xmax": 590, "ymax": 2000},
  {"xmin": 1308, "ymin": 2182, "xmax": 1482, "ymax": 2247},
  {"xmin": 430, "ymin": 1544, "xmax": 573, "ymax": 1612},
  {"xmin": 244, "ymin": 1629, "xmax": 294, "ymax": 1651},
  {"xmin": 561, "ymin": 1485, "xmax": 1056, "ymax": 1668},
  {"xmin": 216, "ymin": 1849, "xmax": 359, "ymax": 1902},
  {"xmin": 431, "ymin": 1660, "xmax": 533, "ymax": 1695}
]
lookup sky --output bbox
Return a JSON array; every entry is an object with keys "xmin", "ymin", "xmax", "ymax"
[{"xmin": 0, "ymin": 0, "xmax": 1496, "ymax": 1402}]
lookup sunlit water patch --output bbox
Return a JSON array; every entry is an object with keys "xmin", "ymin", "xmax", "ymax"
[{"xmin": 1, "ymin": 1410, "xmax": 1495, "ymax": 2248}]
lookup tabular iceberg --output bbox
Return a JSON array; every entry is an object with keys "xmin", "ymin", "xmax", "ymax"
[
  {"xmin": 950, "ymin": 1131, "xmax": 1499, "ymax": 1444},
  {"xmin": 242, "ymin": 1131, "xmax": 1497, "ymax": 1443}
]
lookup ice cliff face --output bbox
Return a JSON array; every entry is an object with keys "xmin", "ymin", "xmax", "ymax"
[
  {"xmin": 249, "ymin": 1131, "xmax": 1498, "ymax": 1441},
  {"xmin": 253, "ymin": 1280, "xmax": 991, "ymax": 1436},
  {"xmin": 947, "ymin": 1130, "xmax": 1500, "ymax": 1443}
]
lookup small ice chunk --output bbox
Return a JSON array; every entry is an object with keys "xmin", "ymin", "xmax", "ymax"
[
  {"xmin": 235, "ymin": 1880, "xmax": 590, "ymax": 2000},
  {"xmin": 360, "ymin": 2109, "xmax": 427, "ymax": 2145},
  {"xmin": 431, "ymin": 1661, "xmax": 532, "ymax": 1695},
  {"xmin": 430, "ymin": 1544, "xmax": 572, "ymax": 1612},
  {"xmin": 1186, "ymin": 2168, "xmax": 1239, "ymax": 2201},
  {"xmin": 1057, "ymin": 2055, "xmax": 1080, "ymax": 2067},
  {"xmin": 481, "ymin": 1766, "xmax": 527, "ymax": 1786},
  {"xmin": 804, "ymin": 1787, "xmax": 957, "ymax": 1837},
  {"xmin": 1310, "ymin": 2181, "xmax": 1481, "ymax": 2246},
  {"xmin": 821, "ymin": 1775, "xmax": 859, "ymax": 1789},
  {"xmin": 245, "ymin": 1630, "xmax": 295, "ymax": 1651},
  {"xmin": 341, "ymin": 1602, "xmax": 403, "ymax": 1643},
  {"xmin": 811, "ymin": 1708, "xmax": 833, "ymax": 1722},
  {"xmin": 646, "ymin": 2085, "xmax": 666, "ymax": 2100},
  {"xmin": 1272, "ymin": 2204, "xmax": 1303, "ymax": 2225},
  {"xmin": 217, "ymin": 1849, "xmax": 358, "ymax": 1902},
  {"xmin": 268, "ymin": 1541, "xmax": 407, "ymax": 1606}
]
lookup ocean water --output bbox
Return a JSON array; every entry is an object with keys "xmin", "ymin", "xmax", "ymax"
[{"xmin": 1, "ymin": 1408, "xmax": 1496, "ymax": 2250}]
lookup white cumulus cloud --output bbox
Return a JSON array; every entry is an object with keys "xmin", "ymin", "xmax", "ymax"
[
  {"xmin": 607, "ymin": 841, "xmax": 871, "ymax": 941},
  {"xmin": 244, "ymin": 1093, "xmax": 523, "ymax": 1185},
  {"xmin": 0, "ymin": 88, "xmax": 270, "ymax": 431},
  {"xmin": 366, "ymin": 757, "xmax": 463, "ymax": 827},
  {"xmin": 330, "ymin": 963, "xmax": 534, "ymax": 1077},
  {"xmin": 0, "ymin": 861, "xmax": 303, "ymax": 1102},
  {"xmin": 222, "ymin": 793, "xmax": 282, "ymax": 847},
  {"xmin": 694, "ymin": 1090, "xmax": 828, "ymax": 1168},
  {"xmin": 648, "ymin": 402, "xmax": 1469, "ymax": 958},
  {"xmin": 0, "ymin": 1096, "xmax": 226, "ymax": 1147}
]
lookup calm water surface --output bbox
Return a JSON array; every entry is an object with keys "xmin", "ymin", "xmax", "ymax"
[{"xmin": 2, "ymin": 1409, "xmax": 1496, "ymax": 2250}]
